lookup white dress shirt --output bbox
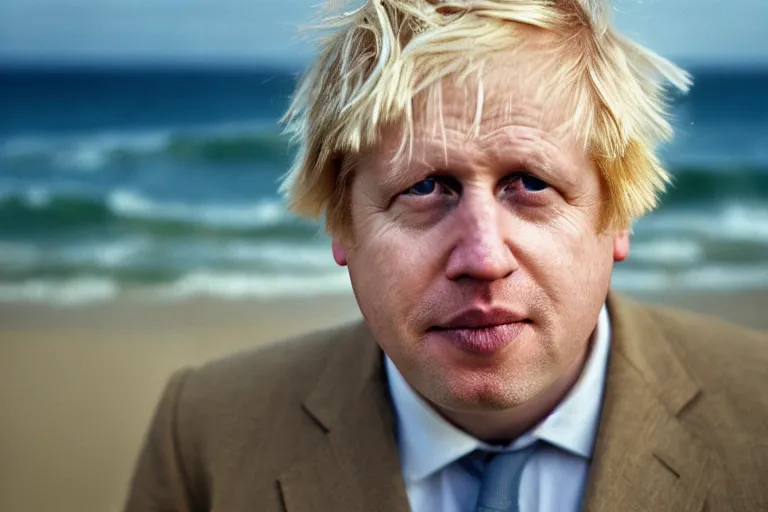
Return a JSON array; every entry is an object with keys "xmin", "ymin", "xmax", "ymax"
[{"xmin": 385, "ymin": 304, "xmax": 611, "ymax": 512}]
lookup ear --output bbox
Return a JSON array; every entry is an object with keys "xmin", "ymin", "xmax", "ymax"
[
  {"xmin": 613, "ymin": 229, "xmax": 631, "ymax": 262},
  {"xmin": 332, "ymin": 238, "xmax": 348, "ymax": 266}
]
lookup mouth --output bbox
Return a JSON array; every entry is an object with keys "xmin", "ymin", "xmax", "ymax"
[{"xmin": 428, "ymin": 309, "xmax": 532, "ymax": 354}]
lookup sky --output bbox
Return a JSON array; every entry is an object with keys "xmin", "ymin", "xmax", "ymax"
[{"xmin": 0, "ymin": 0, "xmax": 766, "ymax": 67}]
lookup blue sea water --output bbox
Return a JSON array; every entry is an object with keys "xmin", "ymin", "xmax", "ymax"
[{"xmin": 0, "ymin": 66, "xmax": 767, "ymax": 304}]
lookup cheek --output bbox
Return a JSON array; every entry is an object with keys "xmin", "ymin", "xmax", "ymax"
[
  {"xmin": 346, "ymin": 221, "xmax": 438, "ymax": 328},
  {"xmin": 515, "ymin": 213, "xmax": 612, "ymax": 296}
]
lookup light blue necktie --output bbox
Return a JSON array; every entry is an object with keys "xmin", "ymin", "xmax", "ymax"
[{"xmin": 473, "ymin": 443, "xmax": 539, "ymax": 512}]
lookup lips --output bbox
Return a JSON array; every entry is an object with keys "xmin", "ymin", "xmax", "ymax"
[
  {"xmin": 429, "ymin": 308, "xmax": 530, "ymax": 354},
  {"xmin": 437, "ymin": 308, "xmax": 527, "ymax": 330}
]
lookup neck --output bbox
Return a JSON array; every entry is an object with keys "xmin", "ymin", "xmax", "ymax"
[{"xmin": 436, "ymin": 338, "xmax": 593, "ymax": 443}]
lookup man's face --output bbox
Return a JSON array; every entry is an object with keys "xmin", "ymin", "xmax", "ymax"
[{"xmin": 332, "ymin": 50, "xmax": 629, "ymax": 415}]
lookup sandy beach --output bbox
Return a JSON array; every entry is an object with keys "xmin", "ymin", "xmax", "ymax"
[{"xmin": 1, "ymin": 290, "xmax": 766, "ymax": 512}]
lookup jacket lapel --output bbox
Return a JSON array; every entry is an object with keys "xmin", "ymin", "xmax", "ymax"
[
  {"xmin": 583, "ymin": 293, "xmax": 719, "ymax": 512},
  {"xmin": 278, "ymin": 321, "xmax": 411, "ymax": 512}
]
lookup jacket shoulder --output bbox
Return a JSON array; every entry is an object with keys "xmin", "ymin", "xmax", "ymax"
[
  {"xmin": 636, "ymin": 300, "xmax": 768, "ymax": 434},
  {"xmin": 170, "ymin": 321, "xmax": 366, "ymax": 493},
  {"xmin": 125, "ymin": 320, "xmax": 368, "ymax": 511},
  {"xmin": 179, "ymin": 320, "xmax": 364, "ymax": 420}
]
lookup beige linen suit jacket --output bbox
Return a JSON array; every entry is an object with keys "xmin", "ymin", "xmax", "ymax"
[{"xmin": 124, "ymin": 292, "xmax": 768, "ymax": 512}]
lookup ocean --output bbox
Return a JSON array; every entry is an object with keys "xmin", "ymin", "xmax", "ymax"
[{"xmin": 1, "ymin": 66, "xmax": 767, "ymax": 305}]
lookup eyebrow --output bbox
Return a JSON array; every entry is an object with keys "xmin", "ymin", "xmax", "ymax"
[
  {"xmin": 479, "ymin": 128, "xmax": 578, "ymax": 187},
  {"xmin": 376, "ymin": 151, "xmax": 436, "ymax": 195}
]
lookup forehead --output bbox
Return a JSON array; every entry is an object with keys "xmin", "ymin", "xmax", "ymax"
[
  {"xmin": 361, "ymin": 48, "xmax": 585, "ymax": 175},
  {"xmin": 414, "ymin": 49, "xmax": 575, "ymax": 139}
]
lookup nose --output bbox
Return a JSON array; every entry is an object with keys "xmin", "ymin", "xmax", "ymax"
[{"xmin": 445, "ymin": 193, "xmax": 518, "ymax": 282}]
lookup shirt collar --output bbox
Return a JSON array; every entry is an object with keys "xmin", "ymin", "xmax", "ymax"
[{"xmin": 385, "ymin": 304, "xmax": 612, "ymax": 483}]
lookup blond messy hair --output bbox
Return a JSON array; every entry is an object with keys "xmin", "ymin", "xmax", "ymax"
[{"xmin": 279, "ymin": 0, "xmax": 691, "ymax": 235}]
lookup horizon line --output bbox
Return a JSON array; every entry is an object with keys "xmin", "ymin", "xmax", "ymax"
[{"xmin": 2, "ymin": 56, "xmax": 768, "ymax": 73}]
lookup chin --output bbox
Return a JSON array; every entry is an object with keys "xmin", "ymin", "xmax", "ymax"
[{"xmin": 425, "ymin": 367, "xmax": 538, "ymax": 412}]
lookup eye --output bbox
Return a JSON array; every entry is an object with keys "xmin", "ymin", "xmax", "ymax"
[
  {"xmin": 405, "ymin": 178, "xmax": 438, "ymax": 196},
  {"xmin": 503, "ymin": 173, "xmax": 550, "ymax": 195},
  {"xmin": 401, "ymin": 177, "xmax": 459, "ymax": 197},
  {"xmin": 519, "ymin": 175, "xmax": 549, "ymax": 192}
]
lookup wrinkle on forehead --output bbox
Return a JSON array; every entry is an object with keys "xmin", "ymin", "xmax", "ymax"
[
  {"xmin": 379, "ymin": 50, "xmax": 586, "ymax": 178},
  {"xmin": 393, "ymin": 48, "xmax": 584, "ymax": 170}
]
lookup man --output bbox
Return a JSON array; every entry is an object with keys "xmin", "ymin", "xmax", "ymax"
[{"xmin": 125, "ymin": 1, "xmax": 768, "ymax": 511}]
